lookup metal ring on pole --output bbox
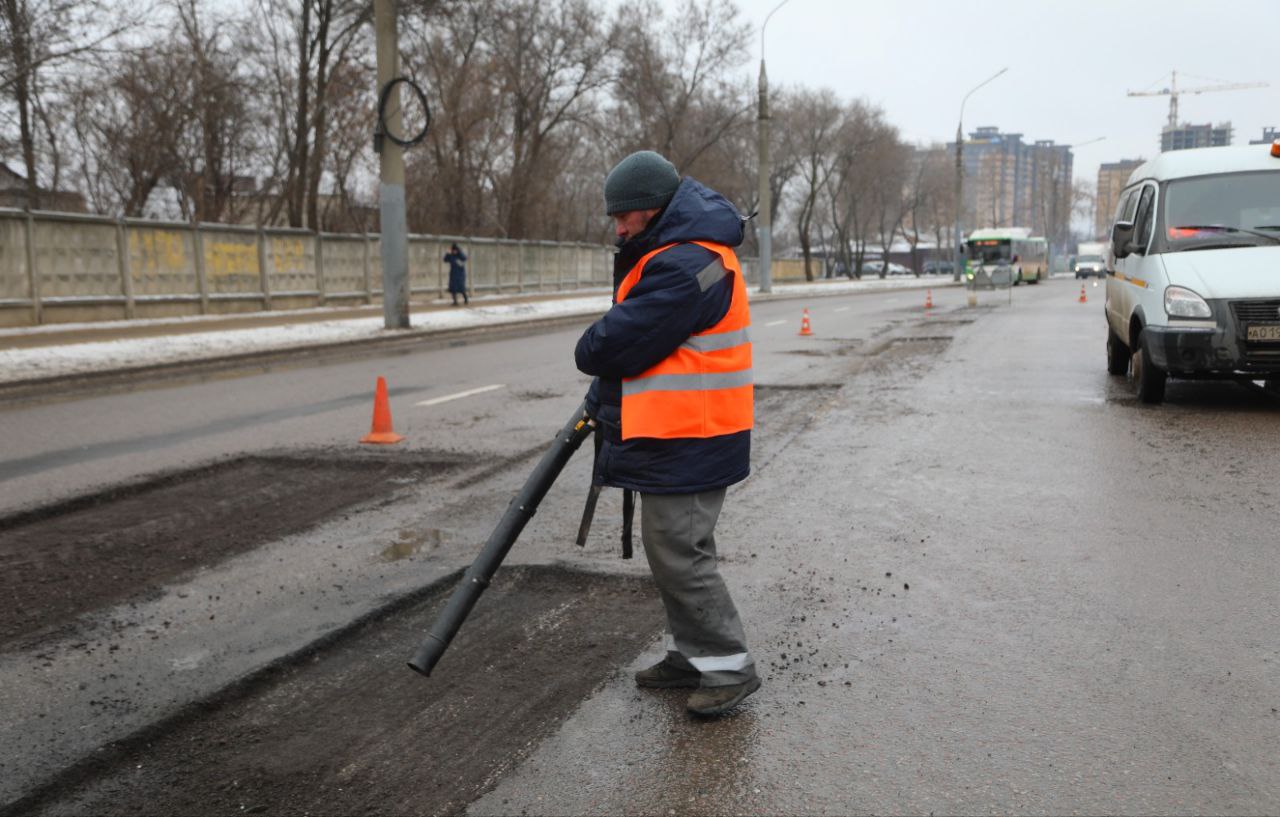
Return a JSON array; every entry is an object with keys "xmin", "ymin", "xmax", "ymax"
[{"xmin": 376, "ymin": 76, "xmax": 430, "ymax": 150}]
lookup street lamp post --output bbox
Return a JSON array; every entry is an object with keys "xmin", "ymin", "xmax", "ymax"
[
  {"xmin": 757, "ymin": 0, "xmax": 793, "ymax": 294},
  {"xmin": 953, "ymin": 68, "xmax": 1008, "ymax": 285},
  {"xmin": 1045, "ymin": 136, "xmax": 1104, "ymax": 276}
]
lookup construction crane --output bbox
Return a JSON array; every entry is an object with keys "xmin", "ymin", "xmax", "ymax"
[{"xmin": 1127, "ymin": 70, "xmax": 1269, "ymax": 129}]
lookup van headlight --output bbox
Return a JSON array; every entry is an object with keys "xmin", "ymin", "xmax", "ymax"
[{"xmin": 1164, "ymin": 286, "xmax": 1211, "ymax": 318}]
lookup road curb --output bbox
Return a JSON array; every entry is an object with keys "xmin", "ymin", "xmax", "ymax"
[
  {"xmin": 0, "ymin": 313, "xmax": 600, "ymax": 403},
  {"xmin": 0, "ymin": 280, "xmax": 961, "ymax": 403}
]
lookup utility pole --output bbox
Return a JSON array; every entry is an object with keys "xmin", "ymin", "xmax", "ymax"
[
  {"xmin": 1044, "ymin": 137, "xmax": 1103, "ymax": 275},
  {"xmin": 757, "ymin": 59, "xmax": 773, "ymax": 293},
  {"xmin": 374, "ymin": 0, "xmax": 409, "ymax": 329},
  {"xmin": 756, "ymin": 0, "xmax": 793, "ymax": 294},
  {"xmin": 953, "ymin": 68, "xmax": 1007, "ymax": 289}
]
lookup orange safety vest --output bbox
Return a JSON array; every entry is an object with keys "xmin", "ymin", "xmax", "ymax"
[{"xmin": 615, "ymin": 240, "xmax": 753, "ymax": 440}]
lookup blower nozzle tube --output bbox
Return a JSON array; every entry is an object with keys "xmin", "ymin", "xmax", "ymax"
[{"xmin": 407, "ymin": 403, "xmax": 594, "ymax": 677}]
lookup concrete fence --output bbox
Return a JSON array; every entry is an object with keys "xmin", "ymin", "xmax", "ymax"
[{"xmin": 0, "ymin": 208, "xmax": 616, "ymax": 327}]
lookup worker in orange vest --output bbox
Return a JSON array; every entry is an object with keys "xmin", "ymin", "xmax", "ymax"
[{"xmin": 575, "ymin": 151, "xmax": 759, "ymax": 717}]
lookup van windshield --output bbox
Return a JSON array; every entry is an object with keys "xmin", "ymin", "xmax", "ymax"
[
  {"xmin": 1164, "ymin": 170, "xmax": 1280, "ymax": 250},
  {"xmin": 1077, "ymin": 255, "xmax": 1103, "ymax": 264}
]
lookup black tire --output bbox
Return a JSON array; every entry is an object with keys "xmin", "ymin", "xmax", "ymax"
[
  {"xmin": 1107, "ymin": 328, "xmax": 1129, "ymax": 376},
  {"xmin": 1131, "ymin": 330, "xmax": 1167, "ymax": 404}
]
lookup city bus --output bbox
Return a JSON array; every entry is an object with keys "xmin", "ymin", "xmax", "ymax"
[{"xmin": 964, "ymin": 227, "xmax": 1049, "ymax": 285}]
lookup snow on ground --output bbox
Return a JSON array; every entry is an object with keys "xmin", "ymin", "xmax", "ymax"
[
  {"xmin": 0, "ymin": 276, "xmax": 954, "ymax": 384},
  {"xmin": 0, "ymin": 297, "xmax": 611, "ymax": 384}
]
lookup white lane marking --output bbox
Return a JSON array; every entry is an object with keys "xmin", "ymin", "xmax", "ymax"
[
  {"xmin": 834, "ymin": 306, "xmax": 850, "ymax": 312},
  {"xmin": 416, "ymin": 384, "xmax": 505, "ymax": 407},
  {"xmin": 765, "ymin": 319, "xmax": 787, "ymax": 327}
]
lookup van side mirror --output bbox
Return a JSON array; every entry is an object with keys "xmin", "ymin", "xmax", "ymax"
[{"xmin": 1111, "ymin": 220, "xmax": 1134, "ymax": 259}]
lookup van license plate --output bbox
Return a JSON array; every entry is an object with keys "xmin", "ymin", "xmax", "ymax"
[{"xmin": 1247, "ymin": 325, "xmax": 1280, "ymax": 342}]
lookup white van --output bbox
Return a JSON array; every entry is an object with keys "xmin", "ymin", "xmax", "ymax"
[{"xmin": 1104, "ymin": 141, "xmax": 1280, "ymax": 403}]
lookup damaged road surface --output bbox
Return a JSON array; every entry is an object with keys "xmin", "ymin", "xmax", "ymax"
[
  {"xmin": 3, "ymin": 283, "xmax": 1279, "ymax": 814},
  {"xmin": 9, "ymin": 567, "xmax": 663, "ymax": 817},
  {"xmin": 0, "ymin": 455, "xmax": 456, "ymax": 650}
]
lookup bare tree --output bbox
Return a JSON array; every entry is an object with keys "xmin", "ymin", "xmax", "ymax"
[
  {"xmin": 403, "ymin": 0, "xmax": 506, "ymax": 235},
  {"xmin": 821, "ymin": 100, "xmax": 885, "ymax": 279},
  {"xmin": 254, "ymin": 0, "xmax": 371, "ymax": 228},
  {"xmin": 785, "ymin": 88, "xmax": 842, "ymax": 280},
  {"xmin": 485, "ymin": 0, "xmax": 614, "ymax": 238},
  {"xmin": 869, "ymin": 131, "xmax": 908, "ymax": 278},
  {"xmin": 69, "ymin": 46, "xmax": 190, "ymax": 215},
  {"xmin": 609, "ymin": 0, "xmax": 753, "ymax": 173},
  {"xmin": 169, "ymin": 1, "xmax": 259, "ymax": 223},
  {"xmin": 1, "ymin": 0, "xmax": 140, "ymax": 207},
  {"xmin": 916, "ymin": 145, "xmax": 956, "ymax": 268}
]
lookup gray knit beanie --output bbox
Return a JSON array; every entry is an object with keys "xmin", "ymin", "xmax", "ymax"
[{"xmin": 604, "ymin": 150, "xmax": 681, "ymax": 215}]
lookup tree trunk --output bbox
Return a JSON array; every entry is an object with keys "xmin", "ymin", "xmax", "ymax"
[
  {"xmin": 4, "ymin": 0, "xmax": 40, "ymax": 208},
  {"xmin": 288, "ymin": 0, "xmax": 313, "ymax": 227}
]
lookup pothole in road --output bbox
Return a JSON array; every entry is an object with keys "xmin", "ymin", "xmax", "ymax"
[
  {"xmin": 14, "ymin": 566, "xmax": 664, "ymax": 817},
  {"xmin": 0, "ymin": 453, "xmax": 461, "ymax": 650},
  {"xmin": 381, "ymin": 527, "xmax": 446, "ymax": 561},
  {"xmin": 869, "ymin": 336, "xmax": 954, "ymax": 363}
]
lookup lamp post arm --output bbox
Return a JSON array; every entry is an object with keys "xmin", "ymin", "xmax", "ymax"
[{"xmin": 761, "ymin": 0, "xmax": 793, "ymax": 63}]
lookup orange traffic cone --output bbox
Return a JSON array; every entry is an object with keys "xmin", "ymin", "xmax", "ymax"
[
  {"xmin": 799, "ymin": 308, "xmax": 813, "ymax": 336},
  {"xmin": 360, "ymin": 376, "xmax": 405, "ymax": 444},
  {"xmin": 924, "ymin": 289, "xmax": 934, "ymax": 310},
  {"xmin": 1078, "ymin": 285, "xmax": 1088, "ymax": 304}
]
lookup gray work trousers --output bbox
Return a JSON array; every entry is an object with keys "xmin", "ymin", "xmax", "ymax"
[{"xmin": 640, "ymin": 488, "xmax": 758, "ymax": 687}]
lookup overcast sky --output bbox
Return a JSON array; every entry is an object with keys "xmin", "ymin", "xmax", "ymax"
[{"xmin": 639, "ymin": 0, "xmax": 1278, "ymax": 186}]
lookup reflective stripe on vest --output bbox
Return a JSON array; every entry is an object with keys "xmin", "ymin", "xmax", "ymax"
[{"xmin": 617, "ymin": 240, "xmax": 753, "ymax": 441}]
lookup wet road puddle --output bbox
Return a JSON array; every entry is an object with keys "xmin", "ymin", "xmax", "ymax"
[{"xmin": 381, "ymin": 527, "xmax": 445, "ymax": 561}]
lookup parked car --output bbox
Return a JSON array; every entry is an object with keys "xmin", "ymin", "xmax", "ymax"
[
  {"xmin": 923, "ymin": 260, "xmax": 954, "ymax": 276},
  {"xmin": 860, "ymin": 260, "xmax": 912, "ymax": 276},
  {"xmin": 1104, "ymin": 141, "xmax": 1280, "ymax": 404}
]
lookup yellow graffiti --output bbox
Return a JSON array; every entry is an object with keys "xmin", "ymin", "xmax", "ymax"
[
  {"xmin": 205, "ymin": 240, "xmax": 259, "ymax": 280},
  {"xmin": 270, "ymin": 237, "xmax": 308, "ymax": 278},
  {"xmin": 129, "ymin": 230, "xmax": 186, "ymax": 275}
]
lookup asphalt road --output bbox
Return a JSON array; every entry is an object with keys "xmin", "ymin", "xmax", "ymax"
[{"xmin": 2, "ymin": 278, "xmax": 1278, "ymax": 814}]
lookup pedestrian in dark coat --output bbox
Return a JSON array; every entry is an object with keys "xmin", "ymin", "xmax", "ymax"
[
  {"xmin": 444, "ymin": 243, "xmax": 468, "ymax": 305},
  {"xmin": 575, "ymin": 150, "xmax": 760, "ymax": 718}
]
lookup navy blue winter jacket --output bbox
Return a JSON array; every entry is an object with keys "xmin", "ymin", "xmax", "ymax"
[
  {"xmin": 444, "ymin": 249, "xmax": 467, "ymax": 293},
  {"xmin": 575, "ymin": 177, "xmax": 751, "ymax": 494}
]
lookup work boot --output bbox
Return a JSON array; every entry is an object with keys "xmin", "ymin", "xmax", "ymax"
[
  {"xmin": 686, "ymin": 677, "xmax": 761, "ymax": 717},
  {"xmin": 634, "ymin": 658, "xmax": 701, "ymax": 689}
]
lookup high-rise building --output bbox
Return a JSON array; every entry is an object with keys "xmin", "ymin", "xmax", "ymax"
[
  {"xmin": 1095, "ymin": 159, "xmax": 1145, "ymax": 238},
  {"xmin": 946, "ymin": 127, "xmax": 1072, "ymax": 237},
  {"xmin": 1161, "ymin": 122, "xmax": 1232, "ymax": 152},
  {"xmin": 1249, "ymin": 127, "xmax": 1279, "ymax": 145}
]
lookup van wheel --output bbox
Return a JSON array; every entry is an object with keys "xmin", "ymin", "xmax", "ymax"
[
  {"xmin": 1131, "ymin": 331, "xmax": 1167, "ymax": 404},
  {"xmin": 1107, "ymin": 328, "xmax": 1129, "ymax": 376}
]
